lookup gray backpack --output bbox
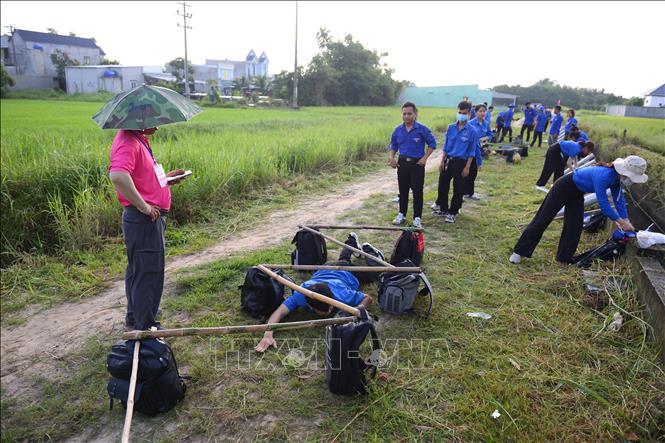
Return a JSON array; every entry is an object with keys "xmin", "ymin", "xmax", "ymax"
[{"xmin": 378, "ymin": 261, "xmax": 433, "ymax": 315}]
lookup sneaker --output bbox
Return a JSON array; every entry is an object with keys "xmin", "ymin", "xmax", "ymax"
[
  {"xmin": 444, "ymin": 213, "xmax": 456, "ymax": 223},
  {"xmin": 468, "ymin": 193, "xmax": 481, "ymax": 201},
  {"xmin": 392, "ymin": 195, "xmax": 400, "ymax": 203},
  {"xmin": 392, "ymin": 213, "xmax": 406, "ymax": 225},
  {"xmin": 362, "ymin": 242, "xmax": 385, "ymax": 262},
  {"xmin": 431, "ymin": 202, "xmax": 440, "ymax": 211},
  {"xmin": 509, "ymin": 253, "xmax": 522, "ymax": 264},
  {"xmin": 432, "ymin": 209, "xmax": 448, "ymax": 217},
  {"xmin": 347, "ymin": 232, "xmax": 362, "ymax": 257},
  {"xmin": 412, "ymin": 217, "xmax": 423, "ymax": 229},
  {"xmin": 534, "ymin": 185, "xmax": 549, "ymax": 193}
]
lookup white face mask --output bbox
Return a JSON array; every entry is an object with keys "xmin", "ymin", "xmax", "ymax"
[{"xmin": 620, "ymin": 177, "xmax": 633, "ymax": 186}]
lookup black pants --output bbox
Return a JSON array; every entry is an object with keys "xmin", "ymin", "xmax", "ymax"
[
  {"xmin": 123, "ymin": 208, "xmax": 166, "ymax": 330},
  {"xmin": 499, "ymin": 126, "xmax": 512, "ymax": 142},
  {"xmin": 513, "ymin": 174, "xmax": 584, "ymax": 263},
  {"xmin": 535, "ymin": 143, "xmax": 567, "ymax": 186},
  {"xmin": 436, "ymin": 157, "xmax": 467, "ymax": 215},
  {"xmin": 520, "ymin": 124, "xmax": 533, "ymax": 142},
  {"xmin": 531, "ymin": 131, "xmax": 543, "ymax": 148},
  {"xmin": 463, "ymin": 157, "xmax": 478, "ymax": 196},
  {"xmin": 397, "ymin": 157, "xmax": 425, "ymax": 218}
]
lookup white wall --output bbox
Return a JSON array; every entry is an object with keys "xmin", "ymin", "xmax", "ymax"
[
  {"xmin": 11, "ymin": 33, "xmax": 103, "ymax": 77},
  {"xmin": 644, "ymin": 95, "xmax": 665, "ymax": 107},
  {"xmin": 65, "ymin": 66, "xmax": 143, "ymax": 94}
]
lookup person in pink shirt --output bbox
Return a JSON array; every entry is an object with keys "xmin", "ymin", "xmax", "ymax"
[{"xmin": 109, "ymin": 127, "xmax": 186, "ymax": 331}]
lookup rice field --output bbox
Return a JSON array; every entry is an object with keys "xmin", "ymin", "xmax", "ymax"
[{"xmin": 578, "ymin": 112, "xmax": 665, "ymax": 155}]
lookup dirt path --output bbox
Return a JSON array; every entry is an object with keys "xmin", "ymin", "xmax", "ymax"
[{"xmin": 1, "ymin": 154, "xmax": 442, "ymax": 397}]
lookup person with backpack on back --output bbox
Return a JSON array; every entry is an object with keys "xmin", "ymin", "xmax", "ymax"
[
  {"xmin": 389, "ymin": 102, "xmax": 437, "ymax": 229},
  {"xmin": 255, "ymin": 233, "xmax": 378, "ymax": 353},
  {"xmin": 510, "ymin": 156, "xmax": 647, "ymax": 264}
]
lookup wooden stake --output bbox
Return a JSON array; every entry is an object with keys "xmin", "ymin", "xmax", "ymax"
[
  {"xmin": 261, "ymin": 264, "xmax": 420, "ymax": 273},
  {"xmin": 307, "ymin": 224, "xmax": 423, "ymax": 232},
  {"xmin": 121, "ymin": 340, "xmax": 140, "ymax": 443},
  {"xmin": 256, "ymin": 264, "xmax": 361, "ymax": 317},
  {"xmin": 122, "ymin": 317, "xmax": 355, "ymax": 340},
  {"xmin": 299, "ymin": 225, "xmax": 394, "ymax": 268}
]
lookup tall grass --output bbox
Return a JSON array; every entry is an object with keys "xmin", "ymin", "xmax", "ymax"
[
  {"xmin": 579, "ymin": 112, "xmax": 665, "ymax": 155},
  {"xmin": 0, "ymin": 100, "xmax": 455, "ymax": 265}
]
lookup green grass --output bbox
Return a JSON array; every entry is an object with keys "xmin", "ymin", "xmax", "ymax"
[
  {"xmin": 2, "ymin": 151, "xmax": 663, "ymax": 441},
  {"xmin": 579, "ymin": 112, "xmax": 665, "ymax": 155}
]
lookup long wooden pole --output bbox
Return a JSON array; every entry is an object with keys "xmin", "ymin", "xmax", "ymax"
[
  {"xmin": 256, "ymin": 264, "xmax": 361, "ymax": 317},
  {"xmin": 307, "ymin": 224, "xmax": 423, "ymax": 232},
  {"xmin": 262, "ymin": 264, "xmax": 420, "ymax": 273},
  {"xmin": 122, "ymin": 317, "xmax": 355, "ymax": 340},
  {"xmin": 121, "ymin": 340, "xmax": 141, "ymax": 443},
  {"xmin": 299, "ymin": 225, "xmax": 394, "ymax": 268}
]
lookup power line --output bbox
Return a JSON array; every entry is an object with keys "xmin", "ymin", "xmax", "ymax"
[{"xmin": 177, "ymin": 2, "xmax": 192, "ymax": 97}]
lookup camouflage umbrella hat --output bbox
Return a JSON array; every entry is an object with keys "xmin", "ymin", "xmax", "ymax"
[{"xmin": 92, "ymin": 84, "xmax": 203, "ymax": 130}]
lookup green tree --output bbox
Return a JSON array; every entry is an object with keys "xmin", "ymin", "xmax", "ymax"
[
  {"xmin": 626, "ymin": 96, "xmax": 644, "ymax": 106},
  {"xmin": 166, "ymin": 57, "xmax": 194, "ymax": 94},
  {"xmin": 100, "ymin": 57, "xmax": 120, "ymax": 65},
  {"xmin": 50, "ymin": 49, "xmax": 80, "ymax": 91},
  {"xmin": 1, "ymin": 62, "xmax": 16, "ymax": 97}
]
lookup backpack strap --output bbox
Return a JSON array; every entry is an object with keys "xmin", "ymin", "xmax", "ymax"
[
  {"xmin": 363, "ymin": 321, "xmax": 381, "ymax": 380},
  {"xmin": 417, "ymin": 272, "xmax": 434, "ymax": 315}
]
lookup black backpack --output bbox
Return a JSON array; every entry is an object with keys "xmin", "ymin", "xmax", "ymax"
[
  {"xmin": 389, "ymin": 230, "xmax": 424, "ymax": 266},
  {"xmin": 325, "ymin": 310, "xmax": 380, "ymax": 396},
  {"xmin": 107, "ymin": 339, "xmax": 187, "ymax": 417},
  {"xmin": 572, "ymin": 240, "xmax": 626, "ymax": 268},
  {"xmin": 354, "ymin": 244, "xmax": 386, "ymax": 283},
  {"xmin": 291, "ymin": 229, "xmax": 327, "ymax": 265},
  {"xmin": 378, "ymin": 259, "xmax": 434, "ymax": 315},
  {"xmin": 240, "ymin": 267, "xmax": 292, "ymax": 320},
  {"xmin": 583, "ymin": 212, "xmax": 607, "ymax": 233}
]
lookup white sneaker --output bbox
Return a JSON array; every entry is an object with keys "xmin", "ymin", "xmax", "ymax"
[
  {"xmin": 509, "ymin": 253, "xmax": 522, "ymax": 264},
  {"xmin": 444, "ymin": 214, "xmax": 456, "ymax": 223},
  {"xmin": 468, "ymin": 193, "xmax": 481, "ymax": 200},
  {"xmin": 535, "ymin": 185, "xmax": 549, "ymax": 193},
  {"xmin": 412, "ymin": 217, "xmax": 423, "ymax": 229},
  {"xmin": 392, "ymin": 195, "xmax": 400, "ymax": 203},
  {"xmin": 392, "ymin": 213, "xmax": 406, "ymax": 225},
  {"xmin": 431, "ymin": 202, "xmax": 440, "ymax": 211}
]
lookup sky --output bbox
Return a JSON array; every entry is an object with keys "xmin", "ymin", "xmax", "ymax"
[{"xmin": 2, "ymin": 1, "xmax": 663, "ymax": 98}]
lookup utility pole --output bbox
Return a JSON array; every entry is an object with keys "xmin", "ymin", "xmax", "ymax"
[
  {"xmin": 292, "ymin": 0, "xmax": 299, "ymax": 109},
  {"xmin": 177, "ymin": 2, "xmax": 192, "ymax": 97}
]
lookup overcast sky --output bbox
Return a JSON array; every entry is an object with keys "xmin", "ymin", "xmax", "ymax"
[{"xmin": 2, "ymin": 1, "xmax": 663, "ymax": 97}]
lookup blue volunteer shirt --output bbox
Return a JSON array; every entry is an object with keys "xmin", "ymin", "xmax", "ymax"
[
  {"xmin": 549, "ymin": 114, "xmax": 563, "ymax": 135},
  {"xmin": 470, "ymin": 108, "xmax": 476, "ymax": 120},
  {"xmin": 487, "ymin": 111, "xmax": 492, "ymax": 123},
  {"xmin": 575, "ymin": 130, "xmax": 589, "ymax": 142},
  {"xmin": 565, "ymin": 116, "xmax": 578, "ymax": 133},
  {"xmin": 572, "ymin": 166, "xmax": 627, "ymax": 221},
  {"xmin": 389, "ymin": 121, "xmax": 437, "ymax": 158},
  {"xmin": 282, "ymin": 270, "xmax": 365, "ymax": 312},
  {"xmin": 468, "ymin": 117, "xmax": 492, "ymax": 166},
  {"xmin": 524, "ymin": 107, "xmax": 537, "ymax": 125},
  {"xmin": 559, "ymin": 140, "xmax": 582, "ymax": 158},
  {"xmin": 444, "ymin": 121, "xmax": 479, "ymax": 160},
  {"xmin": 534, "ymin": 111, "xmax": 548, "ymax": 132},
  {"xmin": 504, "ymin": 108, "xmax": 515, "ymax": 128}
]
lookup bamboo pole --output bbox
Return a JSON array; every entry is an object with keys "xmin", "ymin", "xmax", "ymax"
[
  {"xmin": 122, "ymin": 317, "xmax": 355, "ymax": 340},
  {"xmin": 121, "ymin": 340, "xmax": 141, "ymax": 443},
  {"xmin": 256, "ymin": 264, "xmax": 361, "ymax": 317},
  {"xmin": 307, "ymin": 224, "xmax": 423, "ymax": 232},
  {"xmin": 299, "ymin": 225, "xmax": 394, "ymax": 268},
  {"xmin": 261, "ymin": 264, "xmax": 420, "ymax": 273}
]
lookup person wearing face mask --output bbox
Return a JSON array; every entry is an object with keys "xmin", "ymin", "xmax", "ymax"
[
  {"xmin": 498, "ymin": 103, "xmax": 516, "ymax": 143},
  {"xmin": 510, "ymin": 155, "xmax": 647, "ymax": 264},
  {"xmin": 548, "ymin": 106, "xmax": 564, "ymax": 146},
  {"xmin": 432, "ymin": 101, "xmax": 479, "ymax": 223},
  {"xmin": 463, "ymin": 103, "xmax": 493, "ymax": 200},
  {"xmin": 535, "ymin": 140, "xmax": 595, "ymax": 190},
  {"xmin": 520, "ymin": 102, "xmax": 537, "ymax": 143}
]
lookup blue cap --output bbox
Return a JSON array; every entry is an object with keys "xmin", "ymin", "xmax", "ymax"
[
  {"xmin": 539, "ymin": 105, "xmax": 545, "ymax": 111},
  {"xmin": 508, "ymin": 104, "xmax": 515, "ymax": 108}
]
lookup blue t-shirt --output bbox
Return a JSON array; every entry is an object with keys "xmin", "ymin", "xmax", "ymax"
[
  {"xmin": 565, "ymin": 116, "xmax": 578, "ymax": 133},
  {"xmin": 559, "ymin": 140, "xmax": 582, "ymax": 158},
  {"xmin": 390, "ymin": 121, "xmax": 437, "ymax": 158},
  {"xmin": 534, "ymin": 111, "xmax": 549, "ymax": 132},
  {"xmin": 504, "ymin": 109, "xmax": 515, "ymax": 128},
  {"xmin": 524, "ymin": 107, "xmax": 537, "ymax": 125},
  {"xmin": 575, "ymin": 130, "xmax": 589, "ymax": 142},
  {"xmin": 549, "ymin": 114, "xmax": 564, "ymax": 135},
  {"xmin": 572, "ymin": 166, "xmax": 627, "ymax": 221},
  {"xmin": 282, "ymin": 270, "xmax": 365, "ymax": 312},
  {"xmin": 468, "ymin": 117, "xmax": 492, "ymax": 166},
  {"xmin": 443, "ymin": 122, "xmax": 479, "ymax": 160}
]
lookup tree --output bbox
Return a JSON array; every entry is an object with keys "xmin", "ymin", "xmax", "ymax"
[
  {"xmin": 626, "ymin": 96, "xmax": 644, "ymax": 106},
  {"xmin": 100, "ymin": 57, "xmax": 120, "ymax": 65},
  {"xmin": 50, "ymin": 49, "xmax": 80, "ymax": 91},
  {"xmin": 166, "ymin": 57, "xmax": 194, "ymax": 94},
  {"xmin": 1, "ymin": 62, "xmax": 16, "ymax": 97}
]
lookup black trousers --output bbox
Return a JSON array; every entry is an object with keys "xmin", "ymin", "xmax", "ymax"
[
  {"xmin": 531, "ymin": 131, "xmax": 544, "ymax": 148},
  {"xmin": 513, "ymin": 174, "xmax": 584, "ymax": 263},
  {"xmin": 520, "ymin": 124, "xmax": 533, "ymax": 142},
  {"xmin": 123, "ymin": 208, "xmax": 166, "ymax": 330},
  {"xmin": 436, "ymin": 157, "xmax": 467, "ymax": 215},
  {"xmin": 463, "ymin": 157, "xmax": 478, "ymax": 196},
  {"xmin": 535, "ymin": 143, "xmax": 567, "ymax": 186},
  {"xmin": 397, "ymin": 156, "xmax": 425, "ymax": 218},
  {"xmin": 499, "ymin": 126, "xmax": 513, "ymax": 142}
]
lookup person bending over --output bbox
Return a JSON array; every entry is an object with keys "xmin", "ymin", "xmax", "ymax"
[{"xmin": 535, "ymin": 140, "xmax": 594, "ymax": 191}]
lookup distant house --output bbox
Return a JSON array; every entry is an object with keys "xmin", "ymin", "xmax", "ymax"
[
  {"xmin": 65, "ymin": 65, "xmax": 143, "ymax": 94},
  {"xmin": 396, "ymin": 85, "xmax": 517, "ymax": 109},
  {"xmin": 203, "ymin": 50, "xmax": 270, "ymax": 94},
  {"xmin": 3, "ymin": 29, "xmax": 105, "ymax": 90},
  {"xmin": 643, "ymin": 83, "xmax": 665, "ymax": 107}
]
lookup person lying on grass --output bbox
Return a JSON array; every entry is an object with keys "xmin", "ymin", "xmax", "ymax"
[{"xmin": 255, "ymin": 233, "xmax": 376, "ymax": 353}]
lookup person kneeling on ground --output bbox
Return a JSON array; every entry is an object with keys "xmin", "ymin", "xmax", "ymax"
[
  {"xmin": 510, "ymin": 156, "xmax": 647, "ymax": 264},
  {"xmin": 255, "ymin": 233, "xmax": 379, "ymax": 352}
]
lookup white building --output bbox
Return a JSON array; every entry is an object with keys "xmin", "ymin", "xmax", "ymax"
[
  {"xmin": 643, "ymin": 84, "xmax": 665, "ymax": 107},
  {"xmin": 65, "ymin": 65, "xmax": 143, "ymax": 94}
]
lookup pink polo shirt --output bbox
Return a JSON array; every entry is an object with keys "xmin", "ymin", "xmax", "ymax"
[{"xmin": 109, "ymin": 130, "xmax": 171, "ymax": 211}]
